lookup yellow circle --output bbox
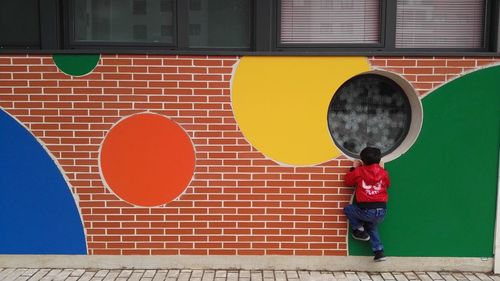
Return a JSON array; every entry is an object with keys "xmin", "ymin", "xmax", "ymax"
[{"xmin": 231, "ymin": 56, "xmax": 371, "ymax": 166}]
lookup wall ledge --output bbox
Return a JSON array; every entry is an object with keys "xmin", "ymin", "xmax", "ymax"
[{"xmin": 0, "ymin": 255, "xmax": 493, "ymax": 272}]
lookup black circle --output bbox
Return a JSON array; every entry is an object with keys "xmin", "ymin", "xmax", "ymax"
[{"xmin": 327, "ymin": 74, "xmax": 412, "ymax": 158}]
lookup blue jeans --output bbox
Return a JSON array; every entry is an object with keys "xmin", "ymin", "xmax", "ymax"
[{"xmin": 343, "ymin": 204, "xmax": 386, "ymax": 252}]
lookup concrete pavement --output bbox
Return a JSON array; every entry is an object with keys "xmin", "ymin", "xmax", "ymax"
[{"xmin": 0, "ymin": 268, "xmax": 500, "ymax": 281}]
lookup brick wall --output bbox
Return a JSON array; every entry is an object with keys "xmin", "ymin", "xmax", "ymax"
[{"xmin": 0, "ymin": 55, "xmax": 499, "ymax": 255}]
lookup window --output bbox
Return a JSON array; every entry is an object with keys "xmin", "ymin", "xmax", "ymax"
[
  {"xmin": 187, "ymin": 0, "xmax": 251, "ymax": 48},
  {"xmin": 69, "ymin": 0, "xmax": 252, "ymax": 49},
  {"xmin": 0, "ymin": 0, "xmax": 40, "ymax": 49},
  {"xmin": 279, "ymin": 0, "xmax": 382, "ymax": 45},
  {"xmin": 72, "ymin": 0, "xmax": 175, "ymax": 45},
  {"xmin": 396, "ymin": 0, "xmax": 486, "ymax": 49},
  {"xmin": 327, "ymin": 74, "xmax": 412, "ymax": 157}
]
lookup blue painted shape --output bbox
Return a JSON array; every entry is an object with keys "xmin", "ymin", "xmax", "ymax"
[{"xmin": 0, "ymin": 110, "xmax": 87, "ymax": 254}]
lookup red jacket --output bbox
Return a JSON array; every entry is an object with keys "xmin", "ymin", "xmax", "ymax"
[{"xmin": 345, "ymin": 164, "xmax": 390, "ymax": 204}]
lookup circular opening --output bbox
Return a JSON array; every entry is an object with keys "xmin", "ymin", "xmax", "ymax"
[{"xmin": 328, "ymin": 73, "xmax": 415, "ymax": 159}]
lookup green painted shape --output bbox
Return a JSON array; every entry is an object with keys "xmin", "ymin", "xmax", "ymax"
[
  {"xmin": 349, "ymin": 65, "xmax": 500, "ymax": 257},
  {"xmin": 52, "ymin": 54, "xmax": 100, "ymax": 76}
]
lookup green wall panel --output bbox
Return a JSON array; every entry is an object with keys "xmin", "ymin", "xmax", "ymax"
[
  {"xmin": 349, "ymin": 65, "xmax": 500, "ymax": 257},
  {"xmin": 52, "ymin": 54, "xmax": 100, "ymax": 77}
]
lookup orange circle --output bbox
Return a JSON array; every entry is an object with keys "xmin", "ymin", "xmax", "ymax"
[{"xmin": 100, "ymin": 113, "xmax": 195, "ymax": 206}]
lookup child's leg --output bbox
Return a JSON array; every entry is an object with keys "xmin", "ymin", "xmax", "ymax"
[
  {"xmin": 364, "ymin": 222, "xmax": 383, "ymax": 251},
  {"xmin": 343, "ymin": 204, "xmax": 365, "ymax": 230},
  {"xmin": 363, "ymin": 208, "xmax": 387, "ymax": 252}
]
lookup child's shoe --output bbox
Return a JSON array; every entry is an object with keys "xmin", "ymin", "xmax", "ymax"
[
  {"xmin": 352, "ymin": 229, "xmax": 370, "ymax": 241},
  {"xmin": 373, "ymin": 250, "xmax": 386, "ymax": 262}
]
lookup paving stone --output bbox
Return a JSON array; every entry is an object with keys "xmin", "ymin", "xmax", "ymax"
[
  {"xmin": 118, "ymin": 270, "xmax": 133, "ymax": 278},
  {"xmin": 27, "ymin": 269, "xmax": 51, "ymax": 281},
  {"xmin": 298, "ymin": 271, "xmax": 310, "ymax": 280},
  {"xmin": 370, "ymin": 274, "xmax": 384, "ymax": 281},
  {"xmin": 191, "ymin": 270, "xmax": 204, "ymax": 278},
  {"xmin": 22, "ymin": 269, "xmax": 41, "ymax": 276},
  {"xmin": 40, "ymin": 269, "xmax": 63, "ymax": 281},
  {"xmin": 273, "ymin": 271, "xmax": 287, "ymax": 281},
  {"xmin": 227, "ymin": 271, "xmax": 239, "ymax": 281},
  {"xmin": 240, "ymin": 271, "xmax": 251, "ymax": 278},
  {"xmin": 404, "ymin": 273, "xmax": 419, "ymax": 280},
  {"xmin": 452, "ymin": 273, "xmax": 468, "ymax": 281},
  {"xmin": 463, "ymin": 274, "xmax": 481, "ymax": 281},
  {"xmin": 346, "ymin": 272, "xmax": 360, "ymax": 281},
  {"xmin": 202, "ymin": 270, "xmax": 215, "ymax": 281},
  {"xmin": 357, "ymin": 272, "xmax": 370, "ymax": 280},
  {"xmin": 440, "ymin": 273, "xmax": 457, "ymax": 281},
  {"xmin": 286, "ymin": 271, "xmax": 299, "ymax": 279},
  {"xmin": 216, "ymin": 271, "xmax": 227, "ymax": 278},
  {"xmin": 70, "ymin": 269, "xmax": 86, "ymax": 277},
  {"xmin": 416, "ymin": 273, "xmax": 433, "ymax": 281},
  {"xmin": 393, "ymin": 273, "xmax": 409, "ymax": 281},
  {"xmin": 79, "ymin": 271, "xmax": 98, "ymax": 281},
  {"xmin": 65, "ymin": 277, "xmax": 80, "ymax": 281},
  {"xmin": 251, "ymin": 271, "xmax": 263, "ymax": 281},
  {"xmin": 55, "ymin": 269, "xmax": 75, "ymax": 281},
  {"xmin": 488, "ymin": 275, "xmax": 500, "ymax": 281},
  {"xmin": 129, "ymin": 271, "xmax": 146, "ymax": 281},
  {"xmin": 334, "ymin": 272, "xmax": 347, "ymax": 279},
  {"xmin": 0, "ymin": 268, "xmax": 16, "ymax": 280},
  {"xmin": 263, "ymin": 271, "xmax": 274, "ymax": 279},
  {"xmin": 427, "ymin": 273, "xmax": 443, "ymax": 280},
  {"xmin": 103, "ymin": 270, "xmax": 121, "ymax": 281},
  {"xmin": 4, "ymin": 269, "xmax": 28, "ymax": 281},
  {"xmin": 190, "ymin": 278, "xmax": 202, "ymax": 281},
  {"xmin": 179, "ymin": 271, "xmax": 192, "ymax": 281},
  {"xmin": 94, "ymin": 270, "xmax": 110, "ymax": 278},
  {"xmin": 144, "ymin": 271, "xmax": 157, "ymax": 278},
  {"xmin": 381, "ymin": 273, "xmax": 396, "ymax": 280},
  {"xmin": 475, "ymin": 274, "xmax": 493, "ymax": 281},
  {"xmin": 168, "ymin": 270, "xmax": 181, "ymax": 278}
]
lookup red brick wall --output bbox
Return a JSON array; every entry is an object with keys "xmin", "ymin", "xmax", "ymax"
[{"xmin": 0, "ymin": 55, "xmax": 499, "ymax": 255}]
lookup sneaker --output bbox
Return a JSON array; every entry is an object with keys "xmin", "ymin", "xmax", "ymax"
[
  {"xmin": 352, "ymin": 229, "xmax": 370, "ymax": 241},
  {"xmin": 373, "ymin": 250, "xmax": 386, "ymax": 262}
]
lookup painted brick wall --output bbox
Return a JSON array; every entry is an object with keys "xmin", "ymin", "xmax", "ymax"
[{"xmin": 0, "ymin": 55, "xmax": 499, "ymax": 255}]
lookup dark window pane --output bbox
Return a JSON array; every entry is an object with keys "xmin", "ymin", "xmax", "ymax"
[
  {"xmin": 188, "ymin": 0, "xmax": 251, "ymax": 48},
  {"xmin": 327, "ymin": 74, "xmax": 412, "ymax": 157},
  {"xmin": 73, "ymin": 0, "xmax": 174, "ymax": 44},
  {"xmin": 133, "ymin": 25, "xmax": 147, "ymax": 40},
  {"xmin": 0, "ymin": 0, "xmax": 40, "ymax": 47},
  {"xmin": 160, "ymin": 0, "xmax": 172, "ymax": 12},
  {"xmin": 133, "ymin": 0, "xmax": 147, "ymax": 15}
]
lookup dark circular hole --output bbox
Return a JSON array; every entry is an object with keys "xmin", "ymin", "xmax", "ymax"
[{"xmin": 327, "ymin": 74, "xmax": 412, "ymax": 158}]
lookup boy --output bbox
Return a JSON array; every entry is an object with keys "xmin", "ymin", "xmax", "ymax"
[{"xmin": 343, "ymin": 147, "xmax": 390, "ymax": 262}]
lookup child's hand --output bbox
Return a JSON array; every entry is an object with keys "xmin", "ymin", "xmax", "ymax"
[
  {"xmin": 379, "ymin": 162, "xmax": 385, "ymax": 168},
  {"xmin": 353, "ymin": 160, "xmax": 363, "ymax": 168}
]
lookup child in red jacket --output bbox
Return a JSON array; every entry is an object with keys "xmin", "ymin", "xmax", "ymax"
[{"xmin": 343, "ymin": 147, "xmax": 390, "ymax": 262}]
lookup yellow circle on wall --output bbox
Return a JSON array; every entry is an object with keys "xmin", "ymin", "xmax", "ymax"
[{"xmin": 231, "ymin": 56, "xmax": 371, "ymax": 166}]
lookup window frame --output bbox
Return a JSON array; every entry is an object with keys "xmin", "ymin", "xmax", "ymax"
[
  {"xmin": 275, "ymin": 0, "xmax": 386, "ymax": 49},
  {"xmin": 0, "ymin": 0, "xmax": 498, "ymax": 55}
]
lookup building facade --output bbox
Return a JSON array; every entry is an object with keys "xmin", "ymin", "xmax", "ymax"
[{"xmin": 1, "ymin": 0, "xmax": 499, "ymax": 271}]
